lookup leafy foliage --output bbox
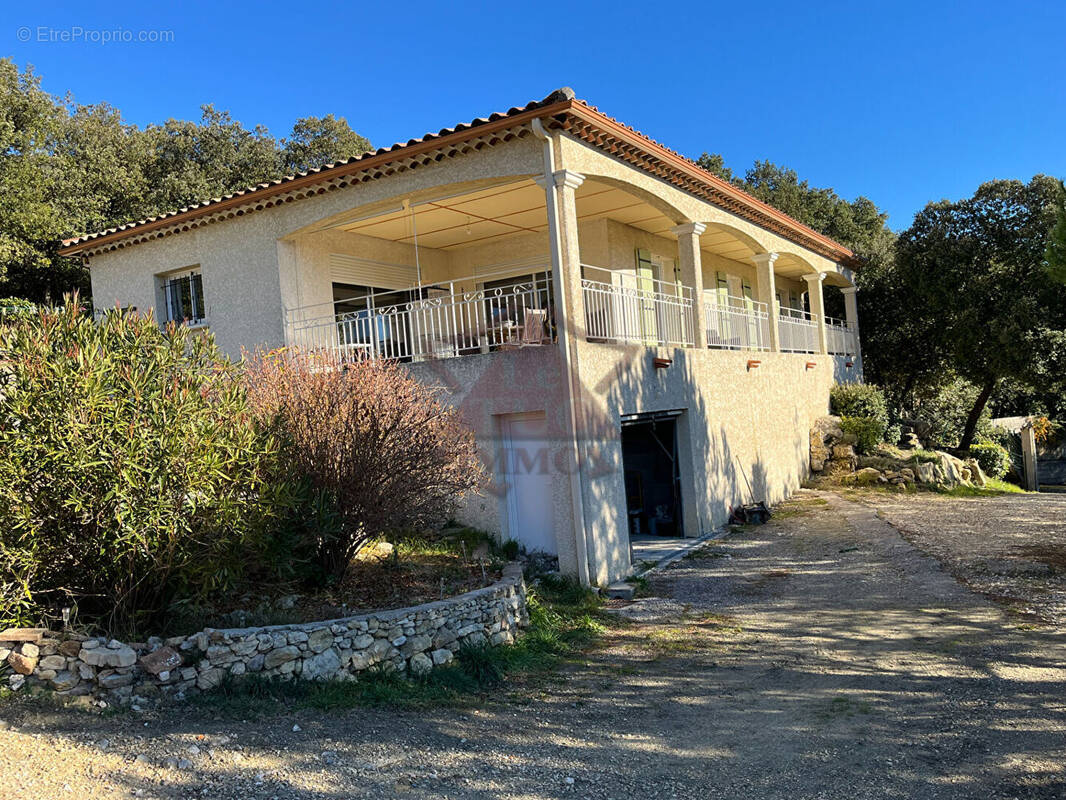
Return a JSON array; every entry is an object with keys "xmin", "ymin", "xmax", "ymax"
[
  {"xmin": 830, "ymin": 383, "xmax": 889, "ymax": 426},
  {"xmin": 969, "ymin": 443, "xmax": 1011, "ymax": 479},
  {"xmin": 0, "ymin": 299, "xmax": 296, "ymax": 631},
  {"xmin": 246, "ymin": 352, "xmax": 483, "ymax": 581},
  {"xmin": 1046, "ymin": 179, "xmax": 1066, "ymax": 286},
  {"xmin": 0, "ymin": 59, "xmax": 372, "ymax": 302},
  {"xmin": 840, "ymin": 416, "xmax": 886, "ymax": 455},
  {"xmin": 892, "ymin": 177, "xmax": 1066, "ymax": 448}
]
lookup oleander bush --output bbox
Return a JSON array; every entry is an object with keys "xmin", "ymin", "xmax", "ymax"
[{"xmin": 0, "ymin": 299, "xmax": 300, "ymax": 632}]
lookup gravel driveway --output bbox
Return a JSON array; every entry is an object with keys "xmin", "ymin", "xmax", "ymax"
[{"xmin": 2, "ymin": 491, "xmax": 1064, "ymax": 799}]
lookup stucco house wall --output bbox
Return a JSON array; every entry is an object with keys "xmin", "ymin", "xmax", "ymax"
[{"xmin": 80, "ymin": 114, "xmax": 861, "ymax": 587}]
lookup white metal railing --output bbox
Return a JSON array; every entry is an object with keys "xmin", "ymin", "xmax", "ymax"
[
  {"xmin": 778, "ymin": 307, "xmax": 821, "ymax": 353},
  {"xmin": 284, "ymin": 268, "xmax": 554, "ymax": 363},
  {"xmin": 581, "ymin": 265, "xmax": 695, "ymax": 347},
  {"xmin": 825, "ymin": 316, "xmax": 857, "ymax": 356},
  {"xmin": 705, "ymin": 295, "xmax": 770, "ymax": 351}
]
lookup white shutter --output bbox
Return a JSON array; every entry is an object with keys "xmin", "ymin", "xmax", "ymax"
[{"xmin": 328, "ymin": 254, "xmax": 417, "ymax": 290}]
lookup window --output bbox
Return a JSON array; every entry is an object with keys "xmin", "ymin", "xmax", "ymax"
[{"xmin": 162, "ymin": 271, "xmax": 206, "ymax": 325}]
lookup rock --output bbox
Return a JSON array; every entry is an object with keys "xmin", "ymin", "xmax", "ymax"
[
  {"xmin": 140, "ymin": 646, "xmax": 182, "ymax": 676},
  {"xmin": 831, "ymin": 443, "xmax": 856, "ymax": 460},
  {"xmin": 400, "ymin": 635, "xmax": 432, "ymax": 657},
  {"xmin": 292, "ymin": 723, "xmax": 302, "ymax": 732},
  {"xmin": 98, "ymin": 670, "xmax": 135, "ymax": 689},
  {"xmin": 846, "ymin": 467, "xmax": 882, "ymax": 486},
  {"xmin": 247, "ymin": 654, "xmax": 265, "ymax": 673},
  {"xmin": 197, "ymin": 667, "xmax": 226, "ymax": 691},
  {"xmin": 80, "ymin": 645, "xmax": 136, "ymax": 668},
  {"xmin": 8, "ymin": 650, "xmax": 37, "ymax": 675},
  {"xmin": 408, "ymin": 652, "xmax": 433, "ymax": 676},
  {"xmin": 9, "ymin": 674, "xmax": 25, "ymax": 690},
  {"xmin": 915, "ymin": 462, "xmax": 936, "ymax": 484},
  {"xmin": 321, "ymin": 750, "xmax": 340, "ymax": 766},
  {"xmin": 307, "ymin": 629, "xmax": 333, "ymax": 654},
  {"xmin": 431, "ymin": 649, "xmax": 453, "ymax": 665},
  {"xmin": 78, "ymin": 663, "xmax": 95, "ymax": 680},
  {"xmin": 935, "ymin": 451, "xmax": 967, "ymax": 488},
  {"xmin": 230, "ymin": 661, "xmax": 246, "ymax": 676},
  {"xmin": 0, "ymin": 648, "xmax": 9, "ymax": 663},
  {"xmin": 51, "ymin": 671, "xmax": 79, "ymax": 691},
  {"xmin": 899, "ymin": 433, "xmax": 921, "ymax": 450},
  {"xmin": 176, "ymin": 758, "xmax": 194, "ymax": 771},
  {"xmin": 38, "ymin": 654, "xmax": 66, "ymax": 671},
  {"xmin": 810, "ymin": 415, "xmax": 843, "ymax": 472},
  {"xmin": 301, "ymin": 648, "xmax": 341, "ymax": 680},
  {"xmin": 351, "ymin": 634, "xmax": 374, "ymax": 650},
  {"xmin": 0, "ymin": 627, "xmax": 46, "ymax": 643},
  {"xmin": 966, "ymin": 458, "xmax": 987, "ymax": 487},
  {"xmin": 20, "ymin": 642, "xmax": 40, "ymax": 659},
  {"xmin": 58, "ymin": 640, "xmax": 82, "ymax": 657},
  {"xmin": 263, "ymin": 645, "xmax": 300, "ymax": 670},
  {"xmin": 96, "ymin": 738, "xmax": 111, "ymax": 750},
  {"xmin": 900, "ymin": 468, "xmax": 915, "ymax": 482}
]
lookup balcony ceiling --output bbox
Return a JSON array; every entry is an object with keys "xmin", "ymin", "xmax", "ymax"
[{"xmin": 335, "ymin": 178, "xmax": 775, "ymax": 269}]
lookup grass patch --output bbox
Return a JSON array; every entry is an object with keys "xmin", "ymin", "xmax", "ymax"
[
  {"xmin": 189, "ymin": 573, "xmax": 607, "ymax": 716},
  {"xmin": 938, "ymin": 478, "xmax": 1027, "ymax": 497},
  {"xmin": 772, "ymin": 496, "xmax": 829, "ymax": 519},
  {"xmin": 625, "ymin": 575, "xmax": 651, "ymax": 597}
]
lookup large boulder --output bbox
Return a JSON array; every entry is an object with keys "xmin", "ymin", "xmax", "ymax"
[
  {"xmin": 810, "ymin": 415, "xmax": 843, "ymax": 473},
  {"xmin": 965, "ymin": 458, "xmax": 988, "ymax": 487}
]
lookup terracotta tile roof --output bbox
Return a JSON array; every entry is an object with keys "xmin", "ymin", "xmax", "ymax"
[{"xmin": 59, "ymin": 89, "xmax": 856, "ymax": 265}]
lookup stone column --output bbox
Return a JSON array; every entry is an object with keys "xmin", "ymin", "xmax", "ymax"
[
  {"xmin": 841, "ymin": 285, "xmax": 859, "ymax": 330},
  {"xmin": 803, "ymin": 272, "xmax": 829, "ymax": 355},
  {"xmin": 671, "ymin": 222, "xmax": 707, "ymax": 348},
  {"xmin": 752, "ymin": 253, "xmax": 780, "ymax": 351},
  {"xmin": 538, "ymin": 169, "xmax": 586, "ymax": 341}
]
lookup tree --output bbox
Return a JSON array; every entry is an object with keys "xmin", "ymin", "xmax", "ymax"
[
  {"xmin": 894, "ymin": 176, "xmax": 1066, "ymax": 449},
  {"xmin": 0, "ymin": 59, "xmax": 374, "ymax": 303},
  {"xmin": 1046, "ymin": 179, "xmax": 1066, "ymax": 285},
  {"xmin": 282, "ymin": 114, "xmax": 372, "ymax": 174}
]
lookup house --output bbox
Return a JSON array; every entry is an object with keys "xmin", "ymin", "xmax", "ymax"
[{"xmin": 60, "ymin": 88, "xmax": 863, "ymax": 587}]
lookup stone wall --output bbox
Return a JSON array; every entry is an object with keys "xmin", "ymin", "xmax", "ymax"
[{"xmin": 1, "ymin": 564, "xmax": 527, "ymax": 705}]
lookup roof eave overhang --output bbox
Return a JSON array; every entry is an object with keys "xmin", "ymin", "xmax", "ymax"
[{"xmin": 60, "ymin": 97, "xmax": 857, "ymax": 267}]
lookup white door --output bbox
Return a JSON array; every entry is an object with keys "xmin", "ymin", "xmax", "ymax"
[{"xmin": 500, "ymin": 413, "xmax": 555, "ymax": 554}]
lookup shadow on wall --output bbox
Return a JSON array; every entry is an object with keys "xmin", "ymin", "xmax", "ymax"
[{"xmin": 576, "ymin": 345, "xmax": 773, "ymax": 583}]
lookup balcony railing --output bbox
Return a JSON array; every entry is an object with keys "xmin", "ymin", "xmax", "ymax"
[
  {"xmin": 826, "ymin": 316, "xmax": 858, "ymax": 356},
  {"xmin": 705, "ymin": 296, "xmax": 770, "ymax": 351},
  {"xmin": 284, "ymin": 268, "xmax": 554, "ymax": 363},
  {"xmin": 582, "ymin": 265, "xmax": 695, "ymax": 347},
  {"xmin": 778, "ymin": 307, "xmax": 821, "ymax": 354}
]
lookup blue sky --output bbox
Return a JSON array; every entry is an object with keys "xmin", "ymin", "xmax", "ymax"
[{"xmin": 8, "ymin": 0, "xmax": 1065, "ymax": 230}]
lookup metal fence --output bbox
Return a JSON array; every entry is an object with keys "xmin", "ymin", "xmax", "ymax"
[
  {"xmin": 705, "ymin": 296, "xmax": 770, "ymax": 351},
  {"xmin": 285, "ymin": 269, "xmax": 554, "ymax": 363},
  {"xmin": 581, "ymin": 265, "xmax": 695, "ymax": 347},
  {"xmin": 825, "ymin": 316, "xmax": 858, "ymax": 356},
  {"xmin": 777, "ymin": 308, "xmax": 821, "ymax": 353}
]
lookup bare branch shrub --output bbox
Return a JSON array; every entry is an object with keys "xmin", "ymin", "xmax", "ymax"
[{"xmin": 246, "ymin": 352, "xmax": 483, "ymax": 580}]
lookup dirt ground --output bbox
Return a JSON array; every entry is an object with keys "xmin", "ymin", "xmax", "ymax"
[
  {"xmin": 2, "ymin": 491, "xmax": 1064, "ymax": 799},
  {"xmin": 845, "ymin": 489, "xmax": 1066, "ymax": 626}
]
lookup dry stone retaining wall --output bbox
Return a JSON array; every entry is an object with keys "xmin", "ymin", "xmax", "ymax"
[{"xmin": 1, "ymin": 564, "xmax": 527, "ymax": 704}]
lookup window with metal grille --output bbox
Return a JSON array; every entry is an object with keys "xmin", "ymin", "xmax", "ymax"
[{"xmin": 162, "ymin": 272, "xmax": 206, "ymax": 325}]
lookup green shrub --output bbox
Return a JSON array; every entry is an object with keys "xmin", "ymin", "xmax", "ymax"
[
  {"xmin": 841, "ymin": 415, "xmax": 886, "ymax": 455},
  {"xmin": 969, "ymin": 442, "xmax": 1011, "ymax": 479},
  {"xmin": 0, "ymin": 299, "xmax": 298, "ymax": 632},
  {"xmin": 883, "ymin": 423, "xmax": 903, "ymax": 447},
  {"xmin": 830, "ymin": 383, "xmax": 889, "ymax": 427}
]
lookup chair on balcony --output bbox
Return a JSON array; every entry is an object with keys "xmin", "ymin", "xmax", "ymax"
[{"xmin": 519, "ymin": 308, "xmax": 548, "ymax": 347}]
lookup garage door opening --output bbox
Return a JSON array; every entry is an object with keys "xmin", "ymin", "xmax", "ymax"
[{"xmin": 621, "ymin": 413, "xmax": 684, "ymax": 543}]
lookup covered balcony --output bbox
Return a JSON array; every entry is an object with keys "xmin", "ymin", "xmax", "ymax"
[{"xmin": 280, "ymin": 170, "xmax": 860, "ymax": 364}]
